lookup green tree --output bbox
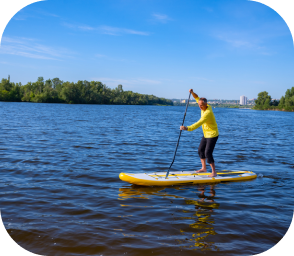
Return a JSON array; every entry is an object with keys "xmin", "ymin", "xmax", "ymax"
[
  {"xmin": 117, "ymin": 84, "xmax": 123, "ymax": 93},
  {"xmin": 0, "ymin": 90, "xmax": 10, "ymax": 101},
  {"xmin": 285, "ymin": 95, "xmax": 294, "ymax": 107},
  {"xmin": 254, "ymin": 91, "xmax": 271, "ymax": 110},
  {"xmin": 0, "ymin": 78, "xmax": 12, "ymax": 91},
  {"xmin": 10, "ymin": 83, "xmax": 23, "ymax": 101},
  {"xmin": 1, "ymin": 77, "xmax": 173, "ymax": 106},
  {"xmin": 45, "ymin": 79, "xmax": 52, "ymax": 88},
  {"xmin": 278, "ymin": 87, "xmax": 294, "ymax": 111},
  {"xmin": 60, "ymin": 82, "xmax": 85, "ymax": 103},
  {"xmin": 37, "ymin": 77, "xmax": 44, "ymax": 94},
  {"xmin": 52, "ymin": 78, "xmax": 62, "ymax": 88},
  {"xmin": 278, "ymin": 96, "xmax": 285, "ymax": 109},
  {"xmin": 264, "ymin": 98, "xmax": 271, "ymax": 109},
  {"xmin": 285, "ymin": 88, "xmax": 294, "ymax": 98},
  {"xmin": 255, "ymin": 91, "xmax": 271, "ymax": 105}
]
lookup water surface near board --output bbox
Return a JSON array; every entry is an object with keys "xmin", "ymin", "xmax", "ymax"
[{"xmin": 0, "ymin": 102, "xmax": 293, "ymax": 256}]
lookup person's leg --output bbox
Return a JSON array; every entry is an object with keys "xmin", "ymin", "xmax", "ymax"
[
  {"xmin": 196, "ymin": 137, "xmax": 207, "ymax": 173},
  {"xmin": 209, "ymin": 162, "xmax": 217, "ymax": 177},
  {"xmin": 204, "ymin": 136, "xmax": 218, "ymax": 177}
]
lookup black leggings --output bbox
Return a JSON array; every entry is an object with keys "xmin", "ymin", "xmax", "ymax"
[{"xmin": 198, "ymin": 136, "xmax": 218, "ymax": 164}]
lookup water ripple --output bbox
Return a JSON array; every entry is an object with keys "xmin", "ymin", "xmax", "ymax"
[{"xmin": 0, "ymin": 103, "xmax": 293, "ymax": 256}]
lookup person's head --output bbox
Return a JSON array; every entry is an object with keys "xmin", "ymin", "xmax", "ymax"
[{"xmin": 198, "ymin": 98, "xmax": 208, "ymax": 110}]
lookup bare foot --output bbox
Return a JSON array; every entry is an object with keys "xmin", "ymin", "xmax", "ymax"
[
  {"xmin": 208, "ymin": 173, "xmax": 217, "ymax": 178},
  {"xmin": 195, "ymin": 168, "xmax": 207, "ymax": 173}
]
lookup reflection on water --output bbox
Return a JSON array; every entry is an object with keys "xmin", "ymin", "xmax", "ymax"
[
  {"xmin": 181, "ymin": 186, "xmax": 219, "ymax": 251},
  {"xmin": 118, "ymin": 185, "xmax": 183, "ymax": 200},
  {"xmin": 118, "ymin": 184, "xmax": 220, "ymax": 252}
]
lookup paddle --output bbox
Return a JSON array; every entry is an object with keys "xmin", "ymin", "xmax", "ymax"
[{"xmin": 165, "ymin": 92, "xmax": 191, "ymax": 179}]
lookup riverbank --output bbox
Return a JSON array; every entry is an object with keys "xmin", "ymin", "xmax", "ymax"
[
  {"xmin": 0, "ymin": 78, "xmax": 173, "ymax": 106},
  {"xmin": 253, "ymin": 107, "xmax": 294, "ymax": 112}
]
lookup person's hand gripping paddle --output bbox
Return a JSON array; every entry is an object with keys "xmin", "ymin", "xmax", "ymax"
[{"xmin": 165, "ymin": 92, "xmax": 191, "ymax": 179}]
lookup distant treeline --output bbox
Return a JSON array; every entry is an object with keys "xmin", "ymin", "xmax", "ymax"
[
  {"xmin": 0, "ymin": 77, "xmax": 173, "ymax": 106},
  {"xmin": 253, "ymin": 87, "xmax": 294, "ymax": 111}
]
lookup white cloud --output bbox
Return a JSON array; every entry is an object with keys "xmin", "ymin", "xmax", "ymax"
[
  {"xmin": 0, "ymin": 36, "xmax": 74, "ymax": 60},
  {"xmin": 214, "ymin": 31, "xmax": 275, "ymax": 55},
  {"xmin": 63, "ymin": 23, "xmax": 149, "ymax": 36},
  {"xmin": 152, "ymin": 13, "xmax": 171, "ymax": 23},
  {"xmin": 62, "ymin": 22, "xmax": 75, "ymax": 29},
  {"xmin": 13, "ymin": 17, "xmax": 27, "ymax": 21},
  {"xmin": 37, "ymin": 10, "xmax": 60, "ymax": 18},
  {"xmin": 98, "ymin": 25, "xmax": 149, "ymax": 36},
  {"xmin": 13, "ymin": 9, "xmax": 59, "ymax": 21},
  {"xmin": 121, "ymin": 28, "xmax": 149, "ymax": 36},
  {"xmin": 212, "ymin": 19, "xmax": 289, "ymax": 54},
  {"xmin": 215, "ymin": 33, "xmax": 276, "ymax": 56},
  {"xmin": 96, "ymin": 25, "xmax": 118, "ymax": 36},
  {"xmin": 78, "ymin": 25, "xmax": 95, "ymax": 31},
  {"xmin": 216, "ymin": 33, "xmax": 255, "ymax": 49}
]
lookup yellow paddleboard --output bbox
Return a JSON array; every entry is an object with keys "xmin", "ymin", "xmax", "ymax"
[{"xmin": 119, "ymin": 170, "xmax": 257, "ymax": 186}]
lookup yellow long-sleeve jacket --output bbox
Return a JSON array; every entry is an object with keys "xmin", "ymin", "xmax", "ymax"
[{"xmin": 187, "ymin": 97, "xmax": 219, "ymax": 138}]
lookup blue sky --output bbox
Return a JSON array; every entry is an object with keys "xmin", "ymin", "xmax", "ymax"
[{"xmin": 0, "ymin": 0, "xmax": 293, "ymax": 100}]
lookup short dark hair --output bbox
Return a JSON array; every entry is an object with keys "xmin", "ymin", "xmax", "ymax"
[{"xmin": 199, "ymin": 97, "xmax": 207, "ymax": 104}]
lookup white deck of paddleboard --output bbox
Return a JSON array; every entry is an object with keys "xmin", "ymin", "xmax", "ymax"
[
  {"xmin": 120, "ymin": 170, "xmax": 256, "ymax": 184},
  {"xmin": 123, "ymin": 170, "xmax": 256, "ymax": 182}
]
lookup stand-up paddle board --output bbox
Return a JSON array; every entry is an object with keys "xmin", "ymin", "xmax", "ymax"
[{"xmin": 119, "ymin": 170, "xmax": 257, "ymax": 186}]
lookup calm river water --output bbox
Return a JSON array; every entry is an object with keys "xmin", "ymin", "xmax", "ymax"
[{"xmin": 0, "ymin": 102, "xmax": 293, "ymax": 256}]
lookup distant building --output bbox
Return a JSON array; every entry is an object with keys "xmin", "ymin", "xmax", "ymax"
[
  {"xmin": 181, "ymin": 99, "xmax": 186, "ymax": 103},
  {"xmin": 240, "ymin": 96, "xmax": 247, "ymax": 105}
]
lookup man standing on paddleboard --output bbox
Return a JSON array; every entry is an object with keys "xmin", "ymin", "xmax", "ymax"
[{"xmin": 180, "ymin": 89, "xmax": 219, "ymax": 178}]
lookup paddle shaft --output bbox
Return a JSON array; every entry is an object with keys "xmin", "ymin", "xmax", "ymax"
[{"xmin": 165, "ymin": 92, "xmax": 191, "ymax": 179}]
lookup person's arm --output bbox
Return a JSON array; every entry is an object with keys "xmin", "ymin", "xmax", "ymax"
[
  {"xmin": 189, "ymin": 89, "xmax": 200, "ymax": 102},
  {"xmin": 187, "ymin": 109, "xmax": 211, "ymax": 131},
  {"xmin": 191, "ymin": 92, "xmax": 198, "ymax": 99}
]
